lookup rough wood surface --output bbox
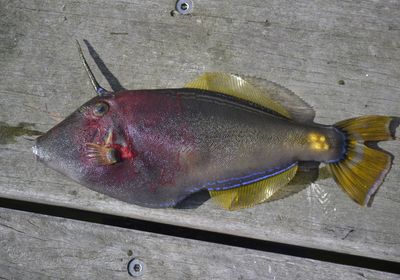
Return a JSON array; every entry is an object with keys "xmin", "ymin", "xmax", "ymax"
[
  {"xmin": 0, "ymin": 207, "xmax": 398, "ymax": 280},
  {"xmin": 1, "ymin": 0, "xmax": 400, "ymax": 263}
]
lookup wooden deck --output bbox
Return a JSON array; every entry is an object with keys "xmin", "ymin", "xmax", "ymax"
[{"xmin": 1, "ymin": 0, "xmax": 399, "ymax": 279}]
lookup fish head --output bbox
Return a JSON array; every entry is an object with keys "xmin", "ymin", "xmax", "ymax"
[
  {"xmin": 32, "ymin": 93, "xmax": 128, "ymax": 181},
  {"xmin": 32, "ymin": 89, "xmax": 195, "ymax": 207}
]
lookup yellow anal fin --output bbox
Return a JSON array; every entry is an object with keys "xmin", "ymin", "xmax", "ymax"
[
  {"xmin": 209, "ymin": 164, "xmax": 298, "ymax": 210},
  {"xmin": 328, "ymin": 142, "xmax": 392, "ymax": 206},
  {"xmin": 185, "ymin": 72, "xmax": 291, "ymax": 119}
]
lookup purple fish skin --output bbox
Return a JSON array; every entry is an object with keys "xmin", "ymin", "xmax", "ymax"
[{"xmin": 33, "ymin": 89, "xmax": 345, "ymax": 208}]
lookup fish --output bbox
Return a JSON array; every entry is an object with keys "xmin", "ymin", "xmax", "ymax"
[{"xmin": 32, "ymin": 42, "xmax": 399, "ymax": 210}]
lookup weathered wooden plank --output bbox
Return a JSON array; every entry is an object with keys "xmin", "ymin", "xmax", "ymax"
[
  {"xmin": 0, "ymin": 207, "xmax": 398, "ymax": 280},
  {"xmin": 1, "ymin": 0, "xmax": 400, "ymax": 262}
]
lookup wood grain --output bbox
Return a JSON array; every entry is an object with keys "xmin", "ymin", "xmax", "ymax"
[
  {"xmin": 0, "ymin": 207, "xmax": 398, "ymax": 280},
  {"xmin": 0, "ymin": 0, "xmax": 399, "ymax": 262}
]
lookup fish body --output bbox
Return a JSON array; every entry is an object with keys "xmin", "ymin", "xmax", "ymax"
[
  {"xmin": 33, "ymin": 43, "xmax": 399, "ymax": 210},
  {"xmin": 34, "ymin": 88, "xmax": 345, "ymax": 207}
]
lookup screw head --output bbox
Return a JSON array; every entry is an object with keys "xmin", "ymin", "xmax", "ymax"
[
  {"xmin": 176, "ymin": 0, "xmax": 193, "ymax": 15},
  {"xmin": 128, "ymin": 258, "xmax": 145, "ymax": 277}
]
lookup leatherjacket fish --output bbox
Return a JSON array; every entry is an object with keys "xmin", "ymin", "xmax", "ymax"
[{"xmin": 32, "ymin": 42, "xmax": 399, "ymax": 210}]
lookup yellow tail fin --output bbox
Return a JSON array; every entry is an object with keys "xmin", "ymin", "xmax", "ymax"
[{"xmin": 328, "ymin": 116, "xmax": 399, "ymax": 206}]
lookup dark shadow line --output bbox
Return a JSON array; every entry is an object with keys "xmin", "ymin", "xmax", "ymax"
[
  {"xmin": 83, "ymin": 39, "xmax": 125, "ymax": 92},
  {"xmin": 0, "ymin": 197, "xmax": 399, "ymax": 275}
]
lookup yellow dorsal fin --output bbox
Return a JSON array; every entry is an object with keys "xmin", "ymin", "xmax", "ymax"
[
  {"xmin": 209, "ymin": 164, "xmax": 298, "ymax": 210},
  {"xmin": 184, "ymin": 72, "xmax": 291, "ymax": 118}
]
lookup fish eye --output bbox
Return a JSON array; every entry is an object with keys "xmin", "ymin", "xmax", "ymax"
[{"xmin": 93, "ymin": 102, "xmax": 109, "ymax": 117}]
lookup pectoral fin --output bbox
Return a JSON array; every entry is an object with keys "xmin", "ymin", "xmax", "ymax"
[{"xmin": 86, "ymin": 143, "xmax": 119, "ymax": 165}]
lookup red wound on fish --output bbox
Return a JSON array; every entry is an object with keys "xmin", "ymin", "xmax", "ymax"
[{"xmin": 111, "ymin": 143, "xmax": 136, "ymax": 160}]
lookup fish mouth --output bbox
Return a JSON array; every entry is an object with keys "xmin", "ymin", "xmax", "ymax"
[{"xmin": 32, "ymin": 138, "xmax": 50, "ymax": 162}]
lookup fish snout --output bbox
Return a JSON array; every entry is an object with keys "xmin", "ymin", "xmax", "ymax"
[{"xmin": 31, "ymin": 130, "xmax": 83, "ymax": 179}]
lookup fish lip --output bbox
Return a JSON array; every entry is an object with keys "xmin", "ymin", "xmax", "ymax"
[
  {"xmin": 32, "ymin": 144, "xmax": 39, "ymax": 156},
  {"xmin": 32, "ymin": 143, "xmax": 41, "ymax": 161}
]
